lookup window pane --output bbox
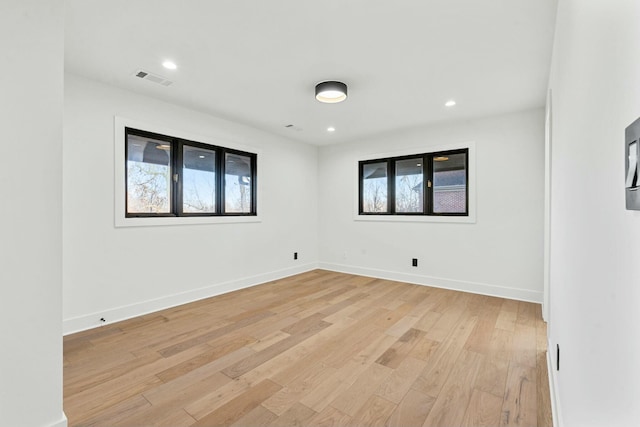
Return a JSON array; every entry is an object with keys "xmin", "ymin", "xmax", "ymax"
[
  {"xmin": 395, "ymin": 158, "xmax": 424, "ymax": 213},
  {"xmin": 225, "ymin": 153, "xmax": 252, "ymax": 213},
  {"xmin": 362, "ymin": 162, "xmax": 388, "ymax": 213},
  {"xmin": 433, "ymin": 153, "xmax": 467, "ymax": 213},
  {"xmin": 127, "ymin": 135, "xmax": 171, "ymax": 213},
  {"xmin": 183, "ymin": 145, "xmax": 216, "ymax": 213}
]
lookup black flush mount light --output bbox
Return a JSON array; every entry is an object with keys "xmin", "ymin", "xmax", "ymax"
[{"xmin": 315, "ymin": 81, "xmax": 347, "ymax": 103}]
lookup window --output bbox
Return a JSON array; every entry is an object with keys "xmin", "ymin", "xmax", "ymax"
[
  {"xmin": 359, "ymin": 148, "xmax": 468, "ymax": 216},
  {"xmin": 125, "ymin": 127, "xmax": 256, "ymax": 217},
  {"xmin": 361, "ymin": 161, "xmax": 388, "ymax": 213}
]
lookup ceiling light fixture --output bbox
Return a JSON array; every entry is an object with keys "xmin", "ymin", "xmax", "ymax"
[
  {"xmin": 327, "ymin": 127, "xmax": 336, "ymax": 132},
  {"xmin": 162, "ymin": 60, "xmax": 177, "ymax": 70},
  {"xmin": 434, "ymin": 156, "xmax": 449, "ymax": 162},
  {"xmin": 445, "ymin": 100, "xmax": 456, "ymax": 107},
  {"xmin": 315, "ymin": 81, "xmax": 347, "ymax": 103}
]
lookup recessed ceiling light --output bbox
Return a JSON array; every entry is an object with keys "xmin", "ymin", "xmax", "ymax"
[
  {"xmin": 327, "ymin": 127, "xmax": 336, "ymax": 132},
  {"xmin": 199, "ymin": 155, "xmax": 205, "ymax": 159},
  {"xmin": 162, "ymin": 60, "xmax": 177, "ymax": 70},
  {"xmin": 316, "ymin": 81, "xmax": 347, "ymax": 103},
  {"xmin": 445, "ymin": 100, "xmax": 456, "ymax": 107}
]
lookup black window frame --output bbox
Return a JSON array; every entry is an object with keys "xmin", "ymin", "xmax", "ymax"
[
  {"xmin": 359, "ymin": 148, "xmax": 468, "ymax": 216},
  {"xmin": 125, "ymin": 127, "xmax": 257, "ymax": 218}
]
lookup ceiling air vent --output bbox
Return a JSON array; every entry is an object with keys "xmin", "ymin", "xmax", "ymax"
[{"xmin": 134, "ymin": 69, "xmax": 172, "ymax": 86}]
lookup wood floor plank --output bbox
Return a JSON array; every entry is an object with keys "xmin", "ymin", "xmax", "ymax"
[
  {"xmin": 422, "ymin": 350, "xmax": 484, "ymax": 427},
  {"xmin": 465, "ymin": 313, "xmax": 499, "ymax": 354},
  {"xmin": 156, "ymin": 336, "xmax": 254, "ymax": 383},
  {"xmin": 116, "ymin": 407, "xmax": 196, "ymax": 427},
  {"xmin": 63, "ymin": 270, "xmax": 552, "ymax": 427},
  {"xmin": 537, "ymin": 351, "xmax": 553, "ymax": 427},
  {"xmin": 489, "ymin": 327, "xmax": 515, "ymax": 361},
  {"xmin": 158, "ymin": 310, "xmax": 274, "ymax": 358},
  {"xmin": 330, "ymin": 362, "xmax": 393, "ymax": 417},
  {"xmin": 268, "ymin": 402, "xmax": 317, "ymax": 427},
  {"xmin": 375, "ymin": 356, "xmax": 427, "ymax": 404},
  {"xmin": 350, "ymin": 395, "xmax": 396, "ymax": 427},
  {"xmin": 386, "ymin": 388, "xmax": 436, "ymax": 427},
  {"xmin": 501, "ymin": 363, "xmax": 537, "ymax": 427},
  {"xmin": 423, "ymin": 299, "xmax": 466, "ymax": 342},
  {"xmin": 148, "ymin": 347, "xmax": 253, "ymax": 406},
  {"xmin": 307, "ymin": 406, "xmax": 353, "ymax": 427},
  {"xmin": 407, "ymin": 337, "xmax": 440, "ymax": 361},
  {"xmin": 413, "ymin": 310, "xmax": 442, "ymax": 333},
  {"xmin": 262, "ymin": 363, "xmax": 336, "ymax": 415},
  {"xmin": 231, "ymin": 405, "xmax": 278, "ymax": 426},
  {"xmin": 126, "ymin": 375, "xmax": 232, "ymax": 425},
  {"xmin": 375, "ymin": 328, "xmax": 425, "ymax": 369},
  {"xmin": 65, "ymin": 350, "xmax": 163, "ymax": 397},
  {"xmin": 221, "ymin": 319, "xmax": 331, "ymax": 379},
  {"xmin": 190, "ymin": 379, "xmax": 282, "ymax": 426},
  {"xmin": 495, "ymin": 301, "xmax": 519, "ymax": 332},
  {"xmin": 248, "ymin": 330, "xmax": 291, "ymax": 352},
  {"xmin": 79, "ymin": 395, "xmax": 151, "ymax": 427},
  {"xmin": 182, "ymin": 376, "xmax": 253, "ymax": 419},
  {"xmin": 474, "ymin": 356, "xmax": 510, "ymax": 398},
  {"xmin": 412, "ymin": 315, "xmax": 478, "ymax": 398},
  {"xmin": 299, "ymin": 361, "xmax": 362, "ymax": 413},
  {"xmin": 512, "ymin": 323, "xmax": 537, "ymax": 368},
  {"xmin": 462, "ymin": 389, "xmax": 503, "ymax": 427},
  {"xmin": 298, "ymin": 331, "xmax": 397, "ymax": 414}
]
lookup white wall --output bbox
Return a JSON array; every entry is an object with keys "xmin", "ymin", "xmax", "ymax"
[
  {"xmin": 0, "ymin": 1, "xmax": 66, "ymax": 426},
  {"xmin": 318, "ymin": 109, "xmax": 545, "ymax": 302},
  {"xmin": 63, "ymin": 74, "xmax": 318, "ymax": 334},
  {"xmin": 548, "ymin": 1, "xmax": 640, "ymax": 426}
]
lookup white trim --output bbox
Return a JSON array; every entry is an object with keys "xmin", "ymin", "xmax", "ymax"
[
  {"xmin": 354, "ymin": 214, "xmax": 475, "ymax": 224},
  {"xmin": 543, "ymin": 90, "xmax": 552, "ymax": 322},
  {"xmin": 547, "ymin": 340, "xmax": 564, "ymax": 427},
  {"xmin": 63, "ymin": 263, "xmax": 318, "ymax": 335},
  {"xmin": 353, "ymin": 141, "xmax": 476, "ymax": 224},
  {"xmin": 319, "ymin": 262, "xmax": 542, "ymax": 303},
  {"xmin": 114, "ymin": 116, "xmax": 262, "ymax": 227},
  {"xmin": 48, "ymin": 414, "xmax": 68, "ymax": 427}
]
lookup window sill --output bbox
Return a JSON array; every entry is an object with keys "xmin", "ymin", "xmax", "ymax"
[
  {"xmin": 354, "ymin": 214, "xmax": 475, "ymax": 224},
  {"xmin": 115, "ymin": 215, "xmax": 262, "ymax": 228}
]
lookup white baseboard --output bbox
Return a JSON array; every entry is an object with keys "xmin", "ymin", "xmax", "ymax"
[
  {"xmin": 318, "ymin": 262, "xmax": 543, "ymax": 303},
  {"xmin": 49, "ymin": 413, "xmax": 68, "ymax": 427},
  {"xmin": 64, "ymin": 262, "xmax": 542, "ymax": 335},
  {"xmin": 547, "ymin": 340, "xmax": 564, "ymax": 427},
  {"xmin": 63, "ymin": 263, "xmax": 318, "ymax": 335}
]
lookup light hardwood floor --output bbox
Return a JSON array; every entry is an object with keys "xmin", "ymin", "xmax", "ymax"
[{"xmin": 64, "ymin": 270, "xmax": 553, "ymax": 426}]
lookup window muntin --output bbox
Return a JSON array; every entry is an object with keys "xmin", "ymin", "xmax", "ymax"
[
  {"xmin": 359, "ymin": 148, "xmax": 468, "ymax": 216},
  {"xmin": 125, "ymin": 128, "xmax": 256, "ymax": 217}
]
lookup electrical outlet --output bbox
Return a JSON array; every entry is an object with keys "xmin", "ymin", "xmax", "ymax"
[
  {"xmin": 412, "ymin": 258, "xmax": 418, "ymax": 267},
  {"xmin": 556, "ymin": 344, "xmax": 560, "ymax": 371},
  {"xmin": 294, "ymin": 252, "xmax": 298, "ymax": 260}
]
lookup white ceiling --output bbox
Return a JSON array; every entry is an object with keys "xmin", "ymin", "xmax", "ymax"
[{"xmin": 65, "ymin": 0, "xmax": 558, "ymax": 146}]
